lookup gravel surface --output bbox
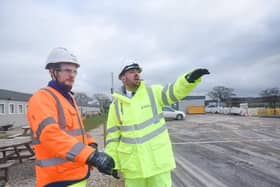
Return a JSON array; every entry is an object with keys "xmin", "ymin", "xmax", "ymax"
[{"xmin": 2, "ymin": 125, "xmax": 124, "ymax": 187}]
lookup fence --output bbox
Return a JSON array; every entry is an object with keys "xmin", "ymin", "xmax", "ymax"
[{"xmin": 257, "ymin": 108, "xmax": 280, "ymax": 116}]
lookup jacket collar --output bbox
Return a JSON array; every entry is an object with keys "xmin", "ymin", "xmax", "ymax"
[
  {"xmin": 113, "ymin": 81, "xmax": 145, "ymax": 103},
  {"xmin": 48, "ymin": 80, "xmax": 75, "ymax": 107}
]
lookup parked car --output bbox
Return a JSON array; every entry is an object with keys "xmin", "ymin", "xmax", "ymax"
[
  {"xmin": 205, "ymin": 105, "xmax": 221, "ymax": 113},
  {"xmin": 162, "ymin": 106, "xmax": 186, "ymax": 120}
]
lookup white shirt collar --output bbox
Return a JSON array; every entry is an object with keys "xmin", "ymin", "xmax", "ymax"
[{"xmin": 125, "ymin": 90, "xmax": 133, "ymax": 98}]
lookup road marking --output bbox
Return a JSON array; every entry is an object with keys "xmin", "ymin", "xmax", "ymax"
[
  {"xmin": 172, "ymin": 138, "xmax": 280, "ymax": 145},
  {"xmin": 175, "ymin": 154, "xmax": 227, "ymax": 187}
]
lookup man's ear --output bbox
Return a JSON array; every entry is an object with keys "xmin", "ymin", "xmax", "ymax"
[
  {"xmin": 120, "ymin": 76, "xmax": 126, "ymax": 83},
  {"xmin": 49, "ymin": 68, "xmax": 56, "ymax": 80}
]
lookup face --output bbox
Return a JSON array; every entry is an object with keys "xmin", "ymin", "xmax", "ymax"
[
  {"xmin": 121, "ymin": 69, "xmax": 141, "ymax": 91},
  {"xmin": 53, "ymin": 63, "xmax": 78, "ymax": 90}
]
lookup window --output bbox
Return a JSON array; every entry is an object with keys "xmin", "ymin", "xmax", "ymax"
[
  {"xmin": 163, "ymin": 107, "xmax": 175, "ymax": 112},
  {"xmin": 25, "ymin": 104, "xmax": 28, "ymax": 114},
  {"xmin": 9, "ymin": 103, "xmax": 15, "ymax": 114},
  {"xmin": 18, "ymin": 104, "xmax": 23, "ymax": 114},
  {"xmin": 0, "ymin": 104, "xmax": 4, "ymax": 114}
]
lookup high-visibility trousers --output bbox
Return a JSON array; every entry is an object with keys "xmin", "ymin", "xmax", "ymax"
[
  {"xmin": 125, "ymin": 171, "xmax": 171, "ymax": 187},
  {"xmin": 68, "ymin": 179, "xmax": 87, "ymax": 187}
]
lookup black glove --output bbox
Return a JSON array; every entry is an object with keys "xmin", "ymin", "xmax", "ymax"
[
  {"xmin": 88, "ymin": 143, "xmax": 98, "ymax": 151},
  {"xmin": 87, "ymin": 151, "xmax": 115, "ymax": 176},
  {"xmin": 185, "ymin": 68, "xmax": 210, "ymax": 83},
  {"xmin": 112, "ymin": 169, "xmax": 120, "ymax": 179}
]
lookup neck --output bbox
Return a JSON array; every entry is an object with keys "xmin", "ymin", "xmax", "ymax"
[
  {"xmin": 54, "ymin": 79, "xmax": 72, "ymax": 92},
  {"xmin": 48, "ymin": 80, "xmax": 75, "ymax": 107},
  {"xmin": 125, "ymin": 85, "xmax": 138, "ymax": 92},
  {"xmin": 49, "ymin": 80, "xmax": 72, "ymax": 93}
]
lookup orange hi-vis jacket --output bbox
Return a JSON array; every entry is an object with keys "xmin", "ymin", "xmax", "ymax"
[{"xmin": 27, "ymin": 86, "xmax": 95, "ymax": 187}]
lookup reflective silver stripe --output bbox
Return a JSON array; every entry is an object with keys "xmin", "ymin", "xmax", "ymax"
[
  {"xmin": 87, "ymin": 133, "xmax": 92, "ymax": 138},
  {"xmin": 106, "ymin": 137, "xmax": 120, "ymax": 145},
  {"xmin": 114, "ymin": 99, "xmax": 122, "ymax": 124},
  {"xmin": 121, "ymin": 124, "xmax": 167, "ymax": 144},
  {"xmin": 66, "ymin": 142, "xmax": 85, "ymax": 161},
  {"xmin": 64, "ymin": 129, "xmax": 84, "ymax": 136},
  {"xmin": 119, "ymin": 113, "xmax": 163, "ymax": 132},
  {"xmin": 36, "ymin": 117, "xmax": 56, "ymax": 137},
  {"xmin": 43, "ymin": 88, "xmax": 86, "ymax": 143},
  {"xmin": 74, "ymin": 101, "xmax": 86, "ymax": 143},
  {"xmin": 161, "ymin": 85, "xmax": 170, "ymax": 105},
  {"xmin": 32, "ymin": 137, "xmax": 40, "ymax": 145},
  {"xmin": 42, "ymin": 88, "xmax": 66, "ymax": 128},
  {"xmin": 32, "ymin": 117, "xmax": 56, "ymax": 145},
  {"xmin": 32, "ymin": 128, "xmax": 84, "ymax": 145},
  {"xmin": 107, "ymin": 86, "xmax": 164, "ymax": 145},
  {"xmin": 146, "ymin": 87, "xmax": 158, "ymax": 121},
  {"xmin": 36, "ymin": 157, "xmax": 67, "ymax": 167},
  {"xmin": 169, "ymin": 83, "xmax": 178, "ymax": 102},
  {"xmin": 106, "ymin": 126, "xmax": 120, "ymax": 135}
]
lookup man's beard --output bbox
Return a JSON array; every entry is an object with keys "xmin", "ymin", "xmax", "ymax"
[
  {"xmin": 64, "ymin": 84, "xmax": 72, "ymax": 92},
  {"xmin": 56, "ymin": 81, "xmax": 72, "ymax": 92}
]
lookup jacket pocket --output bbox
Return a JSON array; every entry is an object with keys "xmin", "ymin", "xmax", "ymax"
[
  {"xmin": 64, "ymin": 108, "xmax": 76, "ymax": 129},
  {"xmin": 149, "ymin": 137, "xmax": 173, "ymax": 167},
  {"xmin": 117, "ymin": 145, "xmax": 136, "ymax": 172}
]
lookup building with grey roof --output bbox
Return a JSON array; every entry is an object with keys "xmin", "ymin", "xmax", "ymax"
[{"xmin": 0, "ymin": 89, "xmax": 32, "ymax": 128}]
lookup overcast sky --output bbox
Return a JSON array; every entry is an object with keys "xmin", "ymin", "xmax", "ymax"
[{"xmin": 1, "ymin": 0, "xmax": 279, "ymax": 98}]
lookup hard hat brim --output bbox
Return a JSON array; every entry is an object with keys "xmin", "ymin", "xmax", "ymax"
[
  {"xmin": 45, "ymin": 62, "xmax": 80, "ymax": 69},
  {"xmin": 118, "ymin": 67, "xmax": 142, "ymax": 79}
]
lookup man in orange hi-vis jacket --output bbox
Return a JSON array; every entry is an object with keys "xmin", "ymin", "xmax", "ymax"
[{"xmin": 27, "ymin": 47, "xmax": 118, "ymax": 187}]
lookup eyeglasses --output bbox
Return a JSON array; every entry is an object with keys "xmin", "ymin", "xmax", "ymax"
[{"xmin": 56, "ymin": 68, "xmax": 78, "ymax": 75}]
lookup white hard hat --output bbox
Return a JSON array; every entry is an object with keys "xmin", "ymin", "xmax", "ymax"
[
  {"xmin": 118, "ymin": 62, "xmax": 142, "ymax": 79},
  {"xmin": 45, "ymin": 47, "xmax": 80, "ymax": 69}
]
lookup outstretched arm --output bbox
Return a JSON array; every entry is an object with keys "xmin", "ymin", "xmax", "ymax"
[{"xmin": 157, "ymin": 68, "xmax": 210, "ymax": 107}]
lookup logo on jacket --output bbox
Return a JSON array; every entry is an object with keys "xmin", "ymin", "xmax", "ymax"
[{"xmin": 141, "ymin": 105, "xmax": 151, "ymax": 110}]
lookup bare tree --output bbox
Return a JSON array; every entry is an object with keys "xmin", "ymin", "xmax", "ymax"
[
  {"xmin": 260, "ymin": 87, "xmax": 280, "ymax": 97},
  {"xmin": 208, "ymin": 86, "xmax": 236, "ymax": 106},
  {"xmin": 259, "ymin": 88, "xmax": 280, "ymax": 112}
]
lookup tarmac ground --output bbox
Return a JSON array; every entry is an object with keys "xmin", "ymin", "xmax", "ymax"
[
  {"xmin": 2, "ymin": 114, "xmax": 280, "ymax": 187},
  {"xmin": 169, "ymin": 114, "xmax": 280, "ymax": 187}
]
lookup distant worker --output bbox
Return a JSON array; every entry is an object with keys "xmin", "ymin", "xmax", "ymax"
[
  {"xmin": 27, "ymin": 47, "xmax": 117, "ymax": 187},
  {"xmin": 105, "ymin": 62, "xmax": 209, "ymax": 187}
]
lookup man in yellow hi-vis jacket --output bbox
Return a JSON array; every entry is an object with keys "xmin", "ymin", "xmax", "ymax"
[{"xmin": 105, "ymin": 62, "xmax": 209, "ymax": 187}]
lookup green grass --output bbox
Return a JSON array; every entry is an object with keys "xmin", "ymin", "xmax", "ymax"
[
  {"xmin": 83, "ymin": 113, "xmax": 108, "ymax": 132},
  {"xmin": 0, "ymin": 133, "xmax": 7, "ymax": 139}
]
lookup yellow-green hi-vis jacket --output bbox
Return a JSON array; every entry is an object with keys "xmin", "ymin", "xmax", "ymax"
[{"xmin": 105, "ymin": 72, "xmax": 201, "ymax": 179}]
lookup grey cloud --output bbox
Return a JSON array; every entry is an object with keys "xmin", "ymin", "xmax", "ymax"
[{"xmin": 0, "ymin": 0, "xmax": 280, "ymax": 97}]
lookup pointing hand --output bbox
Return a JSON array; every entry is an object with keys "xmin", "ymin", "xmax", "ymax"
[{"xmin": 186, "ymin": 69, "xmax": 210, "ymax": 83}]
